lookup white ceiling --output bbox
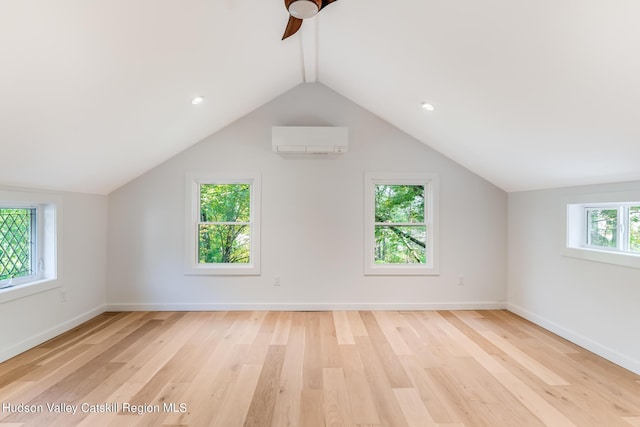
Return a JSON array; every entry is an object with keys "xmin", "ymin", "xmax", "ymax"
[{"xmin": 1, "ymin": 0, "xmax": 639, "ymax": 194}]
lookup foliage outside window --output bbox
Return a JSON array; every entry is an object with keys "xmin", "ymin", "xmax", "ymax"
[
  {"xmin": 586, "ymin": 208, "xmax": 618, "ymax": 249},
  {"xmin": 185, "ymin": 173, "xmax": 261, "ymax": 275},
  {"xmin": 0, "ymin": 191, "xmax": 58, "ymax": 303},
  {"xmin": 630, "ymin": 207, "xmax": 640, "ymax": 253},
  {"xmin": 374, "ymin": 185, "xmax": 426, "ymax": 264},
  {"xmin": 584, "ymin": 204, "xmax": 639, "ymax": 254},
  {"xmin": 199, "ymin": 184, "xmax": 251, "ymax": 264},
  {"xmin": 0, "ymin": 208, "xmax": 36, "ymax": 283},
  {"xmin": 566, "ymin": 201, "xmax": 640, "ymax": 269},
  {"xmin": 364, "ymin": 173, "xmax": 439, "ymax": 276}
]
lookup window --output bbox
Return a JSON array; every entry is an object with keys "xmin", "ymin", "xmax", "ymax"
[
  {"xmin": 185, "ymin": 173, "xmax": 261, "ymax": 275},
  {"xmin": 581, "ymin": 204, "xmax": 639, "ymax": 254},
  {"xmin": 631, "ymin": 206, "xmax": 640, "ymax": 253},
  {"xmin": 364, "ymin": 173, "xmax": 439, "ymax": 275},
  {"xmin": 0, "ymin": 207, "xmax": 37, "ymax": 286},
  {"xmin": 586, "ymin": 208, "xmax": 618, "ymax": 249},
  {"xmin": 566, "ymin": 202, "xmax": 640, "ymax": 269},
  {"xmin": 0, "ymin": 190, "xmax": 59, "ymax": 303}
]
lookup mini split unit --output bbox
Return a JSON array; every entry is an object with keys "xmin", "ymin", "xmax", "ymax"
[{"xmin": 272, "ymin": 126, "xmax": 348, "ymax": 154}]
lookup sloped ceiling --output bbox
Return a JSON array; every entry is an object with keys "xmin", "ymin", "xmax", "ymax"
[{"xmin": 1, "ymin": 1, "xmax": 639, "ymax": 194}]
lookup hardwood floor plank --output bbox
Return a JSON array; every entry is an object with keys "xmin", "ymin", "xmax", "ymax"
[
  {"xmin": 243, "ymin": 345, "xmax": 286, "ymax": 427},
  {"xmin": 300, "ymin": 389, "xmax": 324, "ymax": 427},
  {"xmin": 372, "ymin": 311, "xmax": 413, "ymax": 356},
  {"xmin": 1, "ymin": 310, "xmax": 639, "ymax": 426},
  {"xmin": 491, "ymin": 310, "xmax": 582, "ymax": 354},
  {"xmin": 397, "ymin": 355, "xmax": 460, "ymax": 424},
  {"xmin": 237, "ymin": 311, "xmax": 269, "ymax": 345},
  {"xmin": 355, "ymin": 335, "xmax": 410, "ymax": 427},
  {"xmin": 0, "ymin": 344, "xmax": 111, "ymax": 421},
  {"xmin": 346, "ymin": 311, "xmax": 368, "ymax": 337},
  {"xmin": 441, "ymin": 311, "xmax": 504, "ymax": 357},
  {"xmin": 434, "ymin": 312, "xmax": 577, "ymax": 426},
  {"xmin": 360, "ymin": 312, "xmax": 412, "ymax": 389},
  {"xmin": 480, "ymin": 310, "xmax": 533, "ymax": 339},
  {"xmin": 162, "ymin": 323, "xmax": 252, "ymax": 425},
  {"xmin": 398, "ymin": 314, "xmax": 447, "ymax": 369},
  {"xmin": 393, "ymin": 387, "xmax": 437, "ymax": 427},
  {"xmin": 323, "ymin": 368, "xmax": 354, "ymax": 427},
  {"xmin": 623, "ymin": 417, "xmax": 640, "ymax": 426},
  {"xmin": 339, "ymin": 345, "xmax": 381, "ymax": 425},
  {"xmin": 414, "ymin": 312, "xmax": 469, "ymax": 359},
  {"xmin": 333, "ymin": 311, "xmax": 355, "ymax": 345},
  {"xmin": 442, "ymin": 356, "xmax": 545, "ymax": 426},
  {"xmin": 271, "ymin": 311, "xmax": 293, "ymax": 345},
  {"xmin": 270, "ymin": 320, "xmax": 304, "ymax": 427},
  {"xmin": 479, "ymin": 330, "xmax": 570, "ymax": 386},
  {"xmin": 125, "ymin": 315, "xmax": 208, "ymax": 406},
  {"xmin": 83, "ymin": 312, "xmax": 146, "ymax": 345},
  {"xmin": 302, "ymin": 313, "xmax": 323, "ymax": 390},
  {"xmin": 320, "ymin": 312, "xmax": 342, "ymax": 369},
  {"xmin": 210, "ymin": 363, "xmax": 262, "ymax": 427}
]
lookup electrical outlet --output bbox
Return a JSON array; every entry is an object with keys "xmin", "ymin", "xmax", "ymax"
[
  {"xmin": 60, "ymin": 291, "xmax": 67, "ymax": 302},
  {"xmin": 273, "ymin": 275, "xmax": 281, "ymax": 286},
  {"xmin": 457, "ymin": 276, "xmax": 465, "ymax": 286}
]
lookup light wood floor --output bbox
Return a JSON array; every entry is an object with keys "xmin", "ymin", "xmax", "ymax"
[{"xmin": 1, "ymin": 310, "xmax": 639, "ymax": 426}]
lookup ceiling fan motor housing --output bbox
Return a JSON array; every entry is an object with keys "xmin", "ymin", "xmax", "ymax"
[{"xmin": 287, "ymin": 0, "xmax": 322, "ymax": 19}]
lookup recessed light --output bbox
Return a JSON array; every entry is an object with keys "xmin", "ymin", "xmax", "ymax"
[
  {"xmin": 192, "ymin": 96, "xmax": 204, "ymax": 105},
  {"xmin": 421, "ymin": 102, "xmax": 434, "ymax": 111}
]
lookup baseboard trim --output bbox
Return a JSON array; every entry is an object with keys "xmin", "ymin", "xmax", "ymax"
[
  {"xmin": 507, "ymin": 303, "xmax": 640, "ymax": 375},
  {"xmin": 105, "ymin": 301, "xmax": 507, "ymax": 312},
  {"xmin": 0, "ymin": 305, "xmax": 106, "ymax": 363}
]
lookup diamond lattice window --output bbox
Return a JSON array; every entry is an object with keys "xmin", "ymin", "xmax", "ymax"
[{"xmin": 0, "ymin": 208, "xmax": 35, "ymax": 281}]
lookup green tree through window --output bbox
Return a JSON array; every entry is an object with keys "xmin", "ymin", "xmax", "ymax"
[
  {"xmin": 198, "ymin": 184, "xmax": 251, "ymax": 264},
  {"xmin": 0, "ymin": 208, "xmax": 34, "ymax": 281},
  {"xmin": 582, "ymin": 205, "xmax": 640, "ymax": 254},
  {"xmin": 587, "ymin": 208, "xmax": 618, "ymax": 248},
  {"xmin": 374, "ymin": 184, "xmax": 426, "ymax": 264},
  {"xmin": 630, "ymin": 206, "xmax": 640, "ymax": 253}
]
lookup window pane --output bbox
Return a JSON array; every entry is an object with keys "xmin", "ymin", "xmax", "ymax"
[
  {"xmin": 375, "ymin": 185, "xmax": 424, "ymax": 223},
  {"xmin": 0, "ymin": 208, "xmax": 34, "ymax": 280},
  {"xmin": 587, "ymin": 209, "xmax": 618, "ymax": 248},
  {"xmin": 200, "ymin": 184, "xmax": 250, "ymax": 222},
  {"xmin": 374, "ymin": 225, "xmax": 426, "ymax": 264},
  {"xmin": 198, "ymin": 225, "xmax": 250, "ymax": 264},
  {"xmin": 630, "ymin": 207, "xmax": 640, "ymax": 253}
]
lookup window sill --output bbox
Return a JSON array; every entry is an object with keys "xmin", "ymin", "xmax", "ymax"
[
  {"xmin": 563, "ymin": 247, "xmax": 640, "ymax": 269},
  {"xmin": 0, "ymin": 278, "xmax": 60, "ymax": 304}
]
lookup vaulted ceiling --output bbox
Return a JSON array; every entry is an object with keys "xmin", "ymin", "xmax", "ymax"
[{"xmin": 2, "ymin": 1, "xmax": 639, "ymax": 194}]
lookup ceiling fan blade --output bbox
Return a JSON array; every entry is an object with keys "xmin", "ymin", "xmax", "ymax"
[
  {"xmin": 282, "ymin": 15, "xmax": 303, "ymax": 40},
  {"xmin": 320, "ymin": 0, "xmax": 338, "ymax": 11}
]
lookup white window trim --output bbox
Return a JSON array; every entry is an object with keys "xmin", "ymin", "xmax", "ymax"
[
  {"xmin": 0, "ymin": 190, "xmax": 61, "ymax": 304},
  {"xmin": 184, "ymin": 172, "xmax": 261, "ymax": 275},
  {"xmin": 565, "ymin": 201, "xmax": 640, "ymax": 269},
  {"xmin": 364, "ymin": 172, "xmax": 439, "ymax": 276}
]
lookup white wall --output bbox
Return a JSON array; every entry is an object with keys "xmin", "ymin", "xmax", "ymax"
[
  {"xmin": 0, "ymin": 187, "xmax": 107, "ymax": 362},
  {"xmin": 107, "ymin": 83, "xmax": 507, "ymax": 310},
  {"xmin": 508, "ymin": 181, "xmax": 640, "ymax": 374}
]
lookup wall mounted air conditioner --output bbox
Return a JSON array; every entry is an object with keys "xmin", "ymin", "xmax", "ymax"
[{"xmin": 272, "ymin": 126, "xmax": 348, "ymax": 154}]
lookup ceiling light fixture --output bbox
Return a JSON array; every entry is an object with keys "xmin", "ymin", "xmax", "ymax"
[
  {"xmin": 192, "ymin": 96, "xmax": 204, "ymax": 105},
  {"xmin": 288, "ymin": 0, "xmax": 321, "ymax": 19},
  {"xmin": 421, "ymin": 102, "xmax": 435, "ymax": 111}
]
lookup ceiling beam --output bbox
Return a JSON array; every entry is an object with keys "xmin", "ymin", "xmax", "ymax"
[{"xmin": 299, "ymin": 17, "xmax": 318, "ymax": 82}]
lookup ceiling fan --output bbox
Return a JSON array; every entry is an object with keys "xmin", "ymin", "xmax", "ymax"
[{"xmin": 282, "ymin": 0, "xmax": 338, "ymax": 40}]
